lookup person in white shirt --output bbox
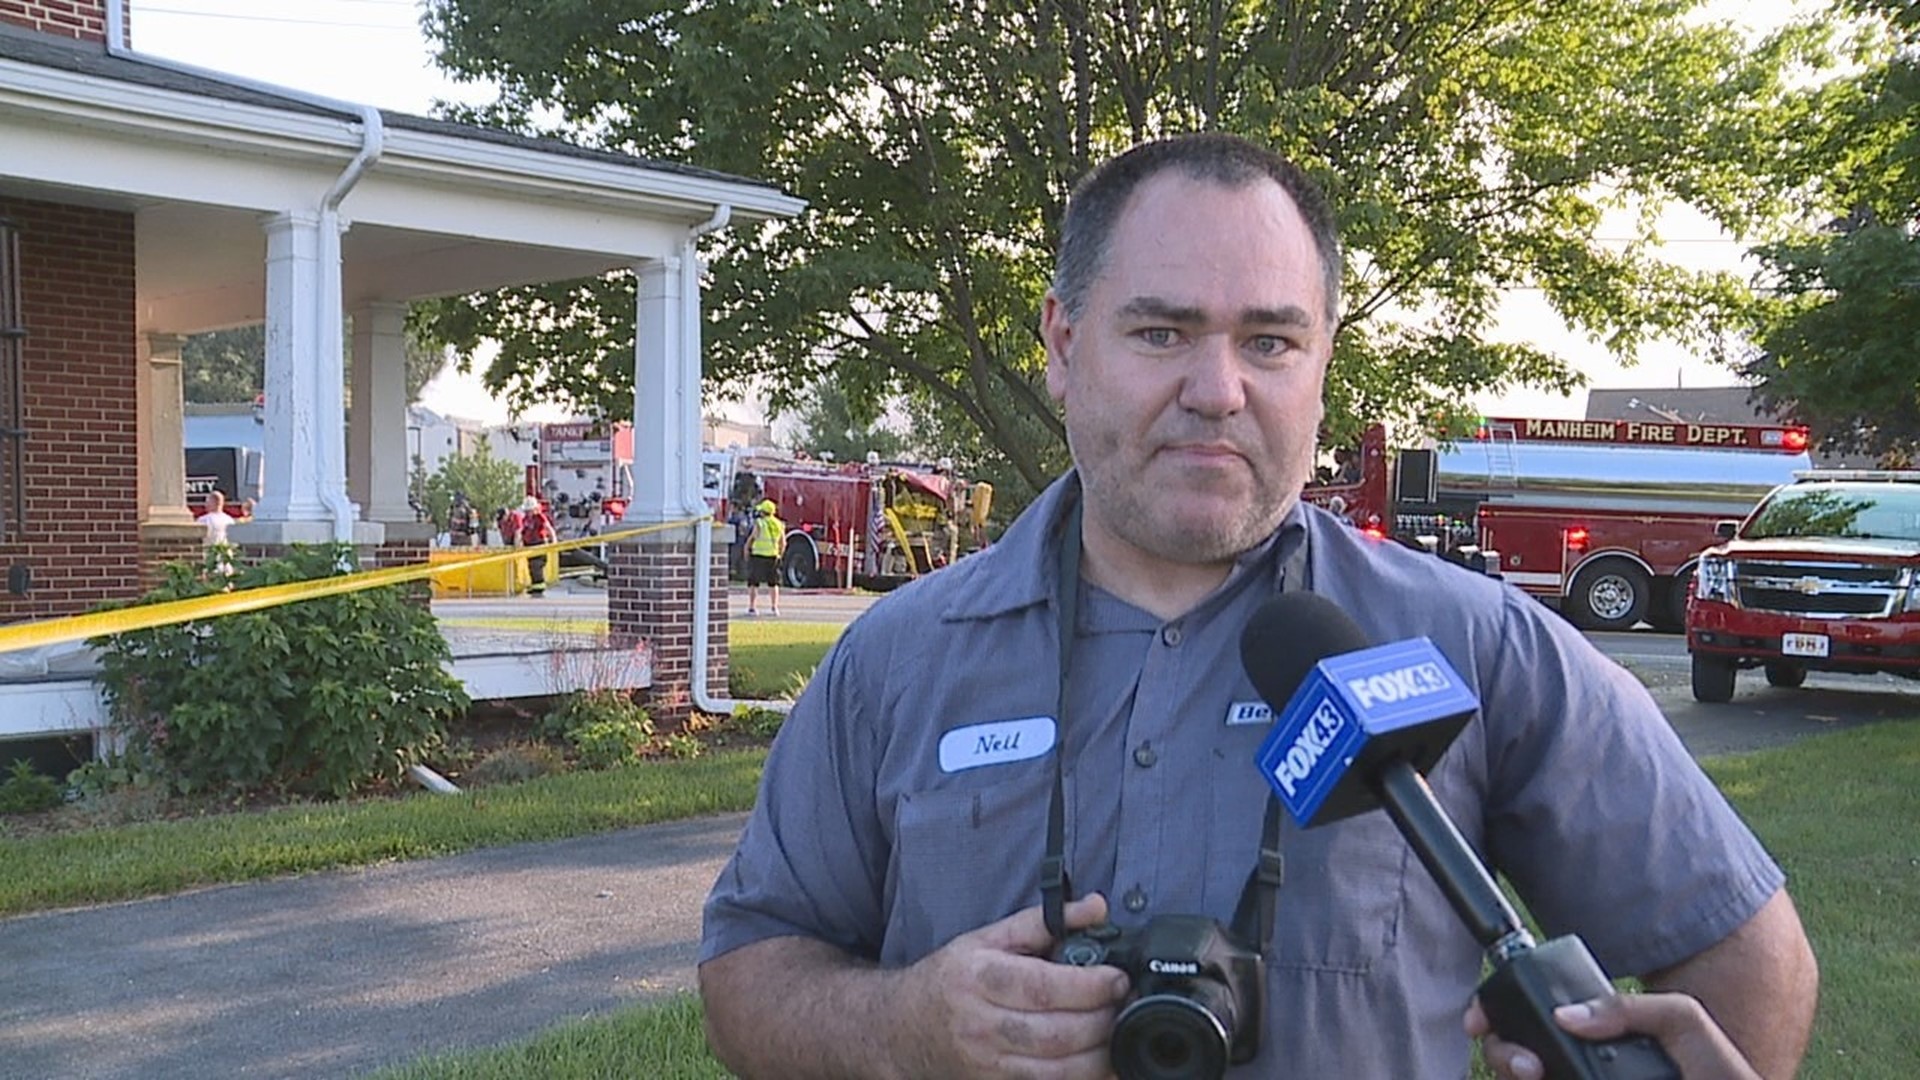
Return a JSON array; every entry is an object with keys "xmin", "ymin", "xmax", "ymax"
[{"xmin": 201, "ymin": 490, "xmax": 237, "ymax": 546}]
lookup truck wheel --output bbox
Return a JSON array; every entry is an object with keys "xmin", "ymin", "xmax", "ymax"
[
  {"xmin": 1691, "ymin": 654, "xmax": 1737, "ymax": 703},
  {"xmin": 780, "ymin": 537, "xmax": 818, "ymax": 590},
  {"xmin": 1649, "ymin": 571, "xmax": 1691, "ymax": 634},
  {"xmin": 1764, "ymin": 662, "xmax": 1807, "ymax": 689},
  {"xmin": 1567, "ymin": 561, "xmax": 1651, "ymax": 631}
]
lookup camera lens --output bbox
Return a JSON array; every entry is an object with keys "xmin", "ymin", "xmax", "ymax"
[
  {"xmin": 1058, "ymin": 939, "xmax": 1108, "ymax": 967},
  {"xmin": 1111, "ymin": 993, "xmax": 1231, "ymax": 1080}
]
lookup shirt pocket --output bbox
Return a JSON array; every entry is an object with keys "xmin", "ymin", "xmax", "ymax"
[
  {"xmin": 1265, "ymin": 812, "xmax": 1410, "ymax": 975},
  {"xmin": 883, "ymin": 764, "xmax": 1052, "ymax": 966}
]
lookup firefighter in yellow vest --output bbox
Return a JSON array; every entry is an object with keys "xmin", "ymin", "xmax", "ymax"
[{"xmin": 746, "ymin": 498, "xmax": 785, "ymax": 616}]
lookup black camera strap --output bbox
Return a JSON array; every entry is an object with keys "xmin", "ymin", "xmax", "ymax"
[
  {"xmin": 1040, "ymin": 490, "xmax": 1284, "ymax": 956},
  {"xmin": 1041, "ymin": 496, "xmax": 1081, "ymax": 941}
]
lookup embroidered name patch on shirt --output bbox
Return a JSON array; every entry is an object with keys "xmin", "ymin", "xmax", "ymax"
[
  {"xmin": 938, "ymin": 717, "xmax": 1056, "ymax": 773},
  {"xmin": 1225, "ymin": 700, "xmax": 1273, "ymax": 726}
]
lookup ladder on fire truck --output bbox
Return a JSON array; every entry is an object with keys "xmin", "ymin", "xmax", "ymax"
[{"xmin": 1479, "ymin": 419, "xmax": 1521, "ymax": 488}]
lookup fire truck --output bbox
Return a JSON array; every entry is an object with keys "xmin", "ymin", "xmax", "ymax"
[
  {"xmin": 712, "ymin": 449, "xmax": 992, "ymax": 590},
  {"xmin": 1686, "ymin": 471, "xmax": 1920, "ymax": 702},
  {"xmin": 1304, "ymin": 417, "xmax": 1813, "ymax": 632},
  {"xmin": 532, "ymin": 421, "xmax": 632, "ymax": 536}
]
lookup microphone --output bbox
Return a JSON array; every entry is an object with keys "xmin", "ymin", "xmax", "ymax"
[{"xmin": 1240, "ymin": 593, "xmax": 1679, "ymax": 1080}]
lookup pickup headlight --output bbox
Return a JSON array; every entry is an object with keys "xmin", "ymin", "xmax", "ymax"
[
  {"xmin": 1906, "ymin": 568, "xmax": 1920, "ymax": 614},
  {"xmin": 1695, "ymin": 555, "xmax": 1735, "ymax": 604}
]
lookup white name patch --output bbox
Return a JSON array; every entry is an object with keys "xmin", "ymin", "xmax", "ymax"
[
  {"xmin": 938, "ymin": 717, "xmax": 1056, "ymax": 773},
  {"xmin": 1225, "ymin": 701, "xmax": 1273, "ymax": 726}
]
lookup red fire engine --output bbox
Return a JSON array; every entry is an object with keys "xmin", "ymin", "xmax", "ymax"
[
  {"xmin": 714, "ymin": 450, "xmax": 992, "ymax": 590},
  {"xmin": 1304, "ymin": 417, "xmax": 1813, "ymax": 632}
]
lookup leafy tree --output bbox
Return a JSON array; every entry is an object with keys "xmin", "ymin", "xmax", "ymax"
[
  {"xmin": 1748, "ymin": 0, "xmax": 1919, "ymax": 463},
  {"xmin": 182, "ymin": 326, "xmax": 266, "ymax": 404},
  {"xmin": 785, "ymin": 379, "xmax": 909, "ymax": 464},
  {"xmin": 419, "ymin": 435, "xmax": 524, "ymax": 532},
  {"xmin": 419, "ymin": 0, "xmax": 1834, "ymax": 503},
  {"xmin": 183, "ymin": 320, "xmax": 449, "ymax": 404}
]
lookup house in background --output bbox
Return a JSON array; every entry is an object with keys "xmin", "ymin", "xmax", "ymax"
[
  {"xmin": 181, "ymin": 402, "xmax": 484, "ymax": 514},
  {"xmin": 703, "ymin": 414, "xmax": 774, "ymax": 450},
  {"xmin": 0, "ymin": 0, "xmax": 803, "ymax": 744}
]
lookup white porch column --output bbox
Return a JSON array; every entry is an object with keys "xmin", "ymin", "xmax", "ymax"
[
  {"xmin": 252, "ymin": 211, "xmax": 328, "ymax": 525},
  {"xmin": 348, "ymin": 302, "xmax": 414, "ymax": 524},
  {"xmin": 238, "ymin": 211, "xmax": 379, "ymax": 548},
  {"xmin": 627, "ymin": 255, "xmax": 702, "ymax": 524},
  {"xmin": 140, "ymin": 333, "xmax": 197, "ymax": 526}
]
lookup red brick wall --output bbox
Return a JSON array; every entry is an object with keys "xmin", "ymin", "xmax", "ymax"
[
  {"xmin": 0, "ymin": 1, "xmax": 112, "ymax": 42},
  {"xmin": 608, "ymin": 529, "xmax": 729, "ymax": 728},
  {"xmin": 0, "ymin": 196, "xmax": 141, "ymax": 624},
  {"xmin": 373, "ymin": 536, "xmax": 433, "ymax": 607},
  {"xmin": 138, "ymin": 529, "xmax": 204, "ymax": 594}
]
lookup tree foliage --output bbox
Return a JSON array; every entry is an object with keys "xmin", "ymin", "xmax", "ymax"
[
  {"xmin": 1748, "ymin": 0, "xmax": 1920, "ymax": 463},
  {"xmin": 419, "ymin": 0, "xmax": 1834, "ymax": 499},
  {"xmin": 183, "ymin": 321, "xmax": 449, "ymax": 405},
  {"xmin": 182, "ymin": 326, "xmax": 268, "ymax": 405},
  {"xmin": 783, "ymin": 379, "xmax": 909, "ymax": 464},
  {"xmin": 418, "ymin": 435, "xmax": 524, "ymax": 531}
]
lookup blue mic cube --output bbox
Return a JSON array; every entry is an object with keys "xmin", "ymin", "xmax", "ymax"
[{"xmin": 1255, "ymin": 637, "xmax": 1479, "ymax": 826}]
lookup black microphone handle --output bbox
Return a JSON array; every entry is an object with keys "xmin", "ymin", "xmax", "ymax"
[
  {"xmin": 1373, "ymin": 760, "xmax": 1529, "ymax": 951},
  {"xmin": 1372, "ymin": 761, "xmax": 1682, "ymax": 1080}
]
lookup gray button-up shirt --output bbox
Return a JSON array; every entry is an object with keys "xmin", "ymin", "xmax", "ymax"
[{"xmin": 702, "ymin": 473, "xmax": 1782, "ymax": 1079}]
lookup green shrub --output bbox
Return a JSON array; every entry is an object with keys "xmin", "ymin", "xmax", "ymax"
[
  {"xmin": 730, "ymin": 704, "xmax": 787, "ymax": 741},
  {"xmin": 64, "ymin": 756, "xmax": 139, "ymax": 800},
  {"xmin": 92, "ymin": 544, "xmax": 469, "ymax": 799},
  {"xmin": 567, "ymin": 719, "xmax": 645, "ymax": 769},
  {"xmin": 465, "ymin": 743, "xmax": 568, "ymax": 786},
  {"xmin": 544, "ymin": 690, "xmax": 654, "ymax": 770},
  {"xmin": 655, "ymin": 731, "xmax": 705, "ymax": 760},
  {"xmin": 0, "ymin": 760, "xmax": 62, "ymax": 815}
]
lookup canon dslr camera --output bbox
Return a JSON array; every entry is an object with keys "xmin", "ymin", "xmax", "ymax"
[{"xmin": 1054, "ymin": 915, "xmax": 1263, "ymax": 1079}]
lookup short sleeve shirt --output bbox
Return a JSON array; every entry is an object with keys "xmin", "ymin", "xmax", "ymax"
[{"xmin": 700, "ymin": 473, "xmax": 1783, "ymax": 1079}]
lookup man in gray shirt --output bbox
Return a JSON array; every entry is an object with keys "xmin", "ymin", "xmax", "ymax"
[{"xmin": 699, "ymin": 133, "xmax": 1817, "ymax": 1079}]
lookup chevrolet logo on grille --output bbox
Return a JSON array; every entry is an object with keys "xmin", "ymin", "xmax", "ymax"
[{"xmin": 1793, "ymin": 577, "xmax": 1824, "ymax": 595}]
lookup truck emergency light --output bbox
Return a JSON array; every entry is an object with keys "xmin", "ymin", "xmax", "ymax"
[{"xmin": 1563, "ymin": 526, "xmax": 1590, "ymax": 553}]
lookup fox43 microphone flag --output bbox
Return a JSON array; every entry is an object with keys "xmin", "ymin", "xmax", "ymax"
[{"xmin": 1253, "ymin": 637, "xmax": 1480, "ymax": 827}]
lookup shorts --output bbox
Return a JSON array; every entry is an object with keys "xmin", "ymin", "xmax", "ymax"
[{"xmin": 747, "ymin": 554, "xmax": 779, "ymax": 586}]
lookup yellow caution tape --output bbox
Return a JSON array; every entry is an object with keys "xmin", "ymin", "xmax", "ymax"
[{"xmin": 0, "ymin": 516, "xmax": 710, "ymax": 656}]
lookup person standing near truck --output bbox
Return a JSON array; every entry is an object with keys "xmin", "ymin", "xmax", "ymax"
[
  {"xmin": 746, "ymin": 498, "xmax": 784, "ymax": 616},
  {"xmin": 517, "ymin": 495, "xmax": 557, "ymax": 596}
]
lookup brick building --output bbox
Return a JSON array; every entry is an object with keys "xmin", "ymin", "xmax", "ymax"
[{"xmin": 0, "ymin": 1, "xmax": 801, "ymax": 736}]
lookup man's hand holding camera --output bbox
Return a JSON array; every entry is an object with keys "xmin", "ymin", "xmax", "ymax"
[{"xmin": 895, "ymin": 893, "xmax": 1128, "ymax": 1079}]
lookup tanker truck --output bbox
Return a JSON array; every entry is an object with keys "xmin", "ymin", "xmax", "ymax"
[{"xmin": 1304, "ymin": 417, "xmax": 1813, "ymax": 632}]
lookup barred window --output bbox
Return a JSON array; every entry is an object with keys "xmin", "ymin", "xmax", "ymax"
[{"xmin": 0, "ymin": 218, "xmax": 23, "ymax": 543}]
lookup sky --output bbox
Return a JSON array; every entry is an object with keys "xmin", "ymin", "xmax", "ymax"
[{"xmin": 130, "ymin": 0, "xmax": 1772, "ymax": 429}]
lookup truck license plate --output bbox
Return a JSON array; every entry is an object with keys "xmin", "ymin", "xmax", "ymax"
[{"xmin": 1782, "ymin": 633, "xmax": 1829, "ymax": 658}]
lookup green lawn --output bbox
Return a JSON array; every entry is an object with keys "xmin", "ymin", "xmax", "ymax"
[
  {"xmin": 0, "ymin": 752, "xmax": 767, "ymax": 916},
  {"xmin": 0, "ymin": 621, "xmax": 845, "ymax": 915},
  {"xmin": 373, "ymin": 720, "xmax": 1920, "ymax": 1080}
]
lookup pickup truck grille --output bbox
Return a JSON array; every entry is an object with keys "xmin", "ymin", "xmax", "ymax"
[{"xmin": 1732, "ymin": 560, "xmax": 1908, "ymax": 618}]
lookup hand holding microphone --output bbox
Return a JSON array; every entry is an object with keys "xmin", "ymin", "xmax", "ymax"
[
  {"xmin": 1467, "ymin": 993, "xmax": 1762, "ymax": 1080},
  {"xmin": 1240, "ymin": 593, "xmax": 1681, "ymax": 1080}
]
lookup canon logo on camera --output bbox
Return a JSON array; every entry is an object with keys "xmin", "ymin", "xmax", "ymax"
[{"xmin": 1147, "ymin": 959, "xmax": 1200, "ymax": 975}]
